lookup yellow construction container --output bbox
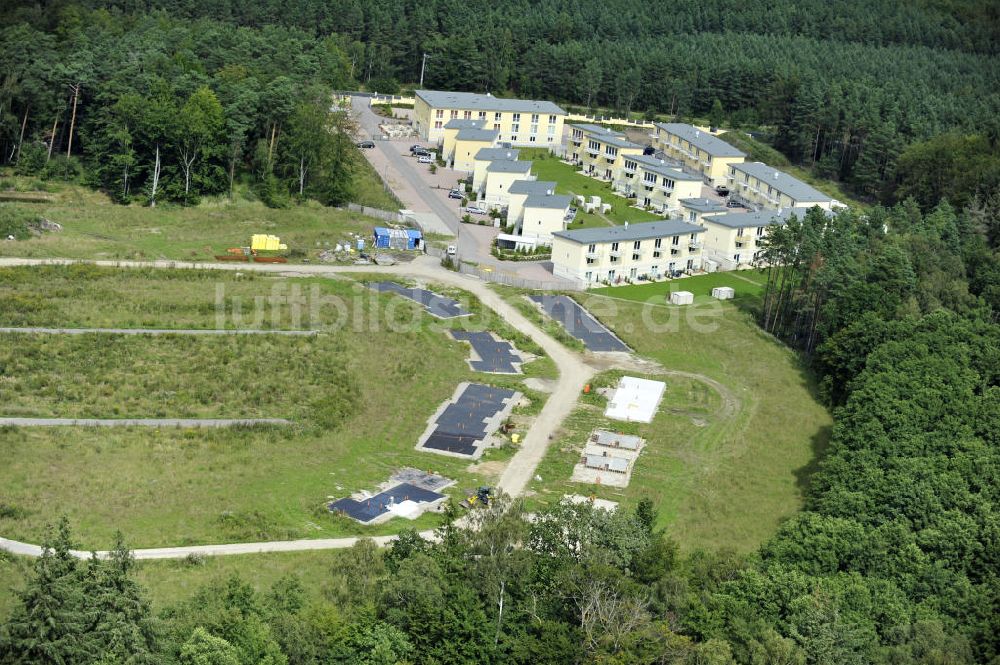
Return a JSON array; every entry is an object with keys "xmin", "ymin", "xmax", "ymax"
[
  {"xmin": 250, "ymin": 234, "xmax": 288, "ymax": 251},
  {"xmin": 511, "ymin": 433, "xmax": 521, "ymax": 444}
]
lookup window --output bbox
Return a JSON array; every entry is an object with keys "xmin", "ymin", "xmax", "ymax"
[
  {"xmin": 672, "ymin": 236, "xmax": 679, "ymax": 245},
  {"xmin": 651, "ymin": 265, "xmax": 658, "ymax": 276},
  {"xmin": 478, "ymin": 111, "xmax": 487, "ymax": 119},
  {"xmin": 512, "ymin": 113, "xmax": 521, "ymax": 122},
  {"xmin": 756, "ymin": 226, "xmax": 765, "ymax": 237},
  {"xmin": 435, "ymin": 109, "xmax": 444, "ymax": 119},
  {"xmin": 632, "ymin": 253, "xmax": 640, "ymax": 261},
  {"xmin": 733, "ymin": 254, "xmax": 741, "ymax": 263},
  {"xmin": 450, "ymin": 110, "xmax": 458, "ymax": 119},
  {"xmin": 624, "ymin": 159, "xmax": 637, "ymax": 171},
  {"xmin": 511, "ymin": 135, "xmax": 518, "ymax": 142},
  {"xmin": 633, "ymin": 240, "xmax": 641, "ymax": 250},
  {"xmin": 605, "ymin": 146, "xmax": 618, "ymax": 157},
  {"xmin": 434, "ymin": 121, "xmax": 443, "ymax": 129},
  {"xmin": 587, "ymin": 244, "xmax": 596, "ymax": 253},
  {"xmin": 654, "ymin": 238, "xmax": 662, "ymax": 249},
  {"xmin": 662, "ymin": 177, "xmax": 674, "ymax": 189},
  {"xmin": 494, "ymin": 123, "xmax": 501, "ymax": 131},
  {"xmin": 588, "ymin": 140, "xmax": 600, "ymax": 152},
  {"xmin": 611, "ymin": 242, "xmax": 619, "ymax": 251},
  {"xmin": 586, "ymin": 257, "xmax": 595, "ymax": 265},
  {"xmin": 585, "ymin": 271, "xmax": 593, "ymax": 281},
  {"xmin": 512, "ymin": 124, "xmax": 520, "ymax": 133},
  {"xmin": 689, "ymin": 212, "xmax": 696, "ymax": 223},
  {"xmin": 629, "ymin": 267, "xmax": 637, "ymax": 278},
  {"xmin": 463, "ymin": 111, "xmax": 471, "ymax": 119},
  {"xmin": 690, "ymin": 233, "xmax": 697, "ymax": 241},
  {"xmin": 530, "ymin": 123, "xmax": 538, "ymax": 135},
  {"xmin": 495, "ymin": 112, "xmax": 502, "ymax": 121},
  {"xmin": 530, "ymin": 136, "xmax": 536, "ymax": 142},
  {"xmin": 531, "ymin": 114, "xmax": 539, "ymax": 122},
  {"xmin": 643, "ymin": 172, "xmax": 656, "ymax": 184},
  {"xmin": 549, "ymin": 114, "xmax": 557, "ymax": 123}
]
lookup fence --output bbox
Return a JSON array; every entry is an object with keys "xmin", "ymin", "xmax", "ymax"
[
  {"xmin": 345, "ymin": 203, "xmax": 401, "ymax": 224},
  {"xmin": 564, "ymin": 113, "xmax": 655, "ymax": 130}
]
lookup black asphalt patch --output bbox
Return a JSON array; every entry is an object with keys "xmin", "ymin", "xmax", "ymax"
[
  {"xmin": 527, "ymin": 295, "xmax": 630, "ymax": 352},
  {"xmin": 450, "ymin": 330, "xmax": 523, "ymax": 374},
  {"xmin": 328, "ymin": 482, "xmax": 445, "ymax": 523},
  {"xmin": 420, "ymin": 383, "xmax": 517, "ymax": 457},
  {"xmin": 369, "ymin": 282, "xmax": 471, "ymax": 319}
]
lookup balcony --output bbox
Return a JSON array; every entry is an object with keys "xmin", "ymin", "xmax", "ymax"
[
  {"xmin": 571, "ymin": 139, "xmax": 582, "ymax": 146},
  {"xmin": 585, "ymin": 251, "xmax": 600, "ymax": 260},
  {"xmin": 670, "ymin": 248, "xmax": 681, "ymax": 256},
  {"xmin": 586, "ymin": 147, "xmax": 600, "ymax": 156},
  {"xmin": 688, "ymin": 240, "xmax": 702, "ymax": 250},
  {"xmin": 659, "ymin": 184, "xmax": 674, "ymax": 194},
  {"xmin": 608, "ymin": 249, "xmax": 621, "ymax": 259}
]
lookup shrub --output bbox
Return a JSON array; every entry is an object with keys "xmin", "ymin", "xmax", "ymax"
[{"xmin": 0, "ymin": 207, "xmax": 35, "ymax": 240}]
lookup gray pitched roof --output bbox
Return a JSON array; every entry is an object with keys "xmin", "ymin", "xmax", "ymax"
[
  {"xmin": 702, "ymin": 207, "xmax": 821, "ymax": 229},
  {"xmin": 571, "ymin": 123, "xmax": 641, "ymax": 150},
  {"xmin": 509, "ymin": 180, "xmax": 558, "ymax": 196},
  {"xmin": 486, "ymin": 160, "xmax": 533, "ymax": 174},
  {"xmin": 680, "ymin": 198, "xmax": 728, "ymax": 213},
  {"xmin": 455, "ymin": 128, "xmax": 498, "ymax": 142},
  {"xmin": 416, "ymin": 90, "xmax": 566, "ymax": 115},
  {"xmin": 524, "ymin": 193, "xmax": 573, "ymax": 210},
  {"xmin": 475, "ymin": 147, "xmax": 520, "ymax": 162},
  {"xmin": 655, "ymin": 123, "xmax": 746, "ymax": 158},
  {"xmin": 629, "ymin": 154, "xmax": 702, "ymax": 180},
  {"xmin": 553, "ymin": 220, "xmax": 704, "ymax": 245},
  {"xmin": 444, "ymin": 118, "xmax": 486, "ymax": 130},
  {"xmin": 729, "ymin": 162, "xmax": 832, "ymax": 203}
]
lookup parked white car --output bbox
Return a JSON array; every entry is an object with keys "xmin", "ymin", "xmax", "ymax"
[
  {"xmin": 465, "ymin": 205, "xmax": 488, "ymax": 215},
  {"xmin": 417, "ymin": 155, "xmax": 433, "ymax": 164}
]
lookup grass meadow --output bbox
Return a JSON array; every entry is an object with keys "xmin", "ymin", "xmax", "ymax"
[
  {"xmin": 0, "ymin": 174, "xmax": 391, "ymax": 262},
  {"xmin": 524, "ymin": 286, "xmax": 831, "ymax": 554},
  {"xmin": 0, "ymin": 268, "xmax": 550, "ymax": 549}
]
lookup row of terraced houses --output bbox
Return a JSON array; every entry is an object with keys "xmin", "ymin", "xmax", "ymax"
[{"xmin": 412, "ymin": 89, "xmax": 842, "ymax": 287}]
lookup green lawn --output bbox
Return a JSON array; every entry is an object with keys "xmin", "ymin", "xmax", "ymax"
[
  {"xmin": 517, "ymin": 149, "xmax": 661, "ymax": 227},
  {"xmin": 0, "ymin": 269, "xmax": 549, "ymax": 549},
  {"xmin": 589, "ymin": 269, "xmax": 767, "ymax": 305},
  {"xmin": 0, "ymin": 176, "xmax": 389, "ymax": 262},
  {"xmin": 525, "ymin": 289, "xmax": 831, "ymax": 554}
]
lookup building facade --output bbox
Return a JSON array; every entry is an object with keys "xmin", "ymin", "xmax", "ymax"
[
  {"xmin": 614, "ymin": 154, "xmax": 702, "ymax": 215},
  {"xmin": 551, "ymin": 220, "xmax": 705, "ymax": 286},
  {"xmin": 414, "ymin": 90, "xmax": 566, "ymax": 147},
  {"xmin": 679, "ymin": 198, "xmax": 728, "ymax": 226},
  {"xmin": 651, "ymin": 123, "xmax": 746, "ymax": 187},
  {"xmin": 507, "ymin": 179, "xmax": 558, "ymax": 226},
  {"xmin": 472, "ymin": 147, "xmax": 519, "ymax": 192},
  {"xmin": 482, "ymin": 160, "xmax": 534, "ymax": 206},
  {"xmin": 726, "ymin": 162, "xmax": 835, "ymax": 211},
  {"xmin": 519, "ymin": 193, "xmax": 574, "ymax": 242},
  {"xmin": 699, "ymin": 207, "xmax": 815, "ymax": 271},
  {"xmin": 567, "ymin": 124, "xmax": 644, "ymax": 181},
  {"xmin": 451, "ymin": 128, "xmax": 499, "ymax": 172}
]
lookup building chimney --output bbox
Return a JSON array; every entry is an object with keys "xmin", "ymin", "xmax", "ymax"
[
  {"xmin": 624, "ymin": 222, "xmax": 629, "ymax": 229},
  {"xmin": 773, "ymin": 171, "xmax": 779, "ymax": 179}
]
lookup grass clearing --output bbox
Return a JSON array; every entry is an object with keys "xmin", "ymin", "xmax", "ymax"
[
  {"xmin": 526, "ymin": 289, "xmax": 831, "ymax": 553},
  {"xmin": 517, "ymin": 149, "xmax": 662, "ymax": 227},
  {"xmin": 588, "ymin": 269, "xmax": 767, "ymax": 305},
  {"xmin": 0, "ymin": 270, "xmax": 549, "ymax": 549},
  {"xmin": 0, "ymin": 175, "xmax": 389, "ymax": 262}
]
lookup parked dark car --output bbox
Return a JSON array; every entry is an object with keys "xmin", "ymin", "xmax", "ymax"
[
  {"xmin": 409, "ymin": 145, "xmax": 427, "ymax": 153},
  {"xmin": 726, "ymin": 199, "xmax": 743, "ymax": 208},
  {"xmin": 356, "ymin": 140, "xmax": 375, "ymax": 149},
  {"xmin": 715, "ymin": 185, "xmax": 730, "ymax": 196},
  {"xmin": 448, "ymin": 189, "xmax": 464, "ymax": 199},
  {"xmin": 413, "ymin": 149, "xmax": 432, "ymax": 157}
]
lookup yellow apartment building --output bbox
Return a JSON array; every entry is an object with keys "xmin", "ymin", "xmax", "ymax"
[
  {"xmin": 507, "ymin": 179, "xmax": 559, "ymax": 226},
  {"xmin": 519, "ymin": 192, "xmax": 575, "ymax": 243},
  {"xmin": 567, "ymin": 124, "xmax": 644, "ymax": 181},
  {"xmin": 414, "ymin": 90, "xmax": 566, "ymax": 147},
  {"xmin": 451, "ymin": 128, "xmax": 499, "ymax": 172},
  {"xmin": 482, "ymin": 160, "xmax": 533, "ymax": 206},
  {"xmin": 727, "ymin": 162, "xmax": 835, "ymax": 210},
  {"xmin": 441, "ymin": 119, "xmax": 489, "ymax": 165},
  {"xmin": 679, "ymin": 197, "xmax": 728, "ymax": 225},
  {"xmin": 614, "ymin": 154, "xmax": 702, "ymax": 215},
  {"xmin": 472, "ymin": 147, "xmax": 520, "ymax": 192},
  {"xmin": 651, "ymin": 123, "xmax": 745, "ymax": 186},
  {"xmin": 551, "ymin": 220, "xmax": 705, "ymax": 287},
  {"xmin": 699, "ymin": 207, "xmax": 822, "ymax": 271}
]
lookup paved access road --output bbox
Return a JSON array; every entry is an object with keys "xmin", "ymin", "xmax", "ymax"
[{"xmin": 0, "ymin": 255, "xmax": 596, "ymax": 559}]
